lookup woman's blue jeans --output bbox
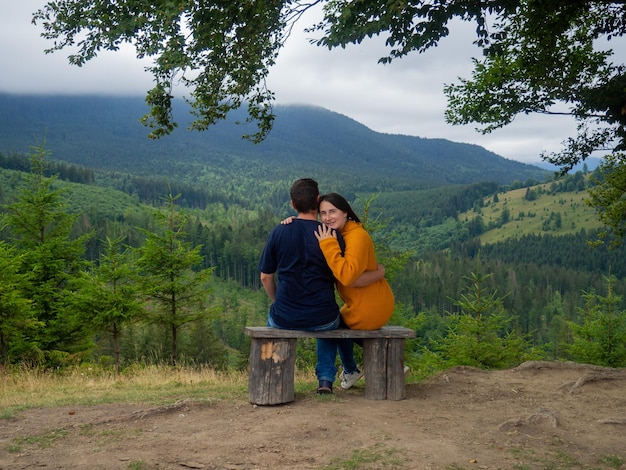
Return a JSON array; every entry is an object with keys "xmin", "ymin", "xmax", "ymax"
[
  {"xmin": 267, "ymin": 314, "xmax": 357, "ymax": 383},
  {"xmin": 317, "ymin": 337, "xmax": 357, "ymax": 383}
]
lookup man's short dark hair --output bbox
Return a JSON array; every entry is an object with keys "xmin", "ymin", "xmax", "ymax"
[{"xmin": 290, "ymin": 178, "xmax": 319, "ymax": 213}]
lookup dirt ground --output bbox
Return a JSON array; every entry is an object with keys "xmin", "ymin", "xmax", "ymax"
[{"xmin": 1, "ymin": 361, "xmax": 625, "ymax": 470}]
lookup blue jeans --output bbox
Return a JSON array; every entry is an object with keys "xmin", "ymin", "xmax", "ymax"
[
  {"xmin": 317, "ymin": 338, "xmax": 358, "ymax": 382},
  {"xmin": 267, "ymin": 314, "xmax": 357, "ymax": 383}
]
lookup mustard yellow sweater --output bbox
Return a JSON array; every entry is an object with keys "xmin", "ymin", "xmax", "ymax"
[{"xmin": 319, "ymin": 220, "xmax": 394, "ymax": 330}]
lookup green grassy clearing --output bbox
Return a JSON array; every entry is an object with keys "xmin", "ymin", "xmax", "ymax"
[{"xmin": 458, "ymin": 183, "xmax": 601, "ymax": 245}]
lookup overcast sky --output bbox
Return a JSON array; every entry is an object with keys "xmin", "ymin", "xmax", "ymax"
[{"xmin": 1, "ymin": 1, "xmax": 618, "ymax": 164}]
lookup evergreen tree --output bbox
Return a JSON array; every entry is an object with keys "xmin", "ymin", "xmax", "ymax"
[
  {"xmin": 135, "ymin": 191, "xmax": 216, "ymax": 364},
  {"xmin": 71, "ymin": 229, "xmax": 145, "ymax": 373},
  {"xmin": 183, "ymin": 316, "xmax": 229, "ymax": 369},
  {"xmin": 524, "ymin": 187, "xmax": 537, "ymax": 201},
  {"xmin": 564, "ymin": 275, "xmax": 626, "ymax": 367},
  {"xmin": 0, "ymin": 240, "xmax": 39, "ymax": 364},
  {"xmin": 435, "ymin": 270, "xmax": 540, "ymax": 369},
  {"xmin": 2, "ymin": 145, "xmax": 92, "ymax": 364},
  {"xmin": 499, "ymin": 206, "xmax": 510, "ymax": 225}
]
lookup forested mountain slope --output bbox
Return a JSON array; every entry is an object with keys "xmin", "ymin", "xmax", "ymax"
[
  {"xmin": 3, "ymin": 94, "xmax": 626, "ymax": 378},
  {"xmin": 0, "ymin": 93, "xmax": 549, "ymax": 193}
]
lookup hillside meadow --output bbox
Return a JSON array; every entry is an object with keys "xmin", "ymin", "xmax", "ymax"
[{"xmin": 458, "ymin": 180, "xmax": 601, "ymax": 245}]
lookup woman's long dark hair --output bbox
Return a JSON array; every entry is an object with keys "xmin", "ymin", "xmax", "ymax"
[{"xmin": 318, "ymin": 193, "xmax": 361, "ymax": 223}]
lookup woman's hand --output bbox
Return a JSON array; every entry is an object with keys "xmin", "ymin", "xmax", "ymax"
[
  {"xmin": 281, "ymin": 216, "xmax": 296, "ymax": 225},
  {"xmin": 314, "ymin": 223, "xmax": 337, "ymax": 241},
  {"xmin": 351, "ymin": 263, "xmax": 385, "ymax": 287}
]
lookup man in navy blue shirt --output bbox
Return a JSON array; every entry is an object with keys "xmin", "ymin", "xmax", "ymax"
[{"xmin": 258, "ymin": 178, "xmax": 342, "ymax": 393}]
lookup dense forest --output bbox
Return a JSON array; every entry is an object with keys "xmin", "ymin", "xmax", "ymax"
[{"xmin": 1, "ymin": 95, "xmax": 625, "ymax": 374}]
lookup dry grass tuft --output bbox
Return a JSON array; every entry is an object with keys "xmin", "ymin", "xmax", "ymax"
[
  {"xmin": 0, "ymin": 365, "xmax": 249, "ymax": 418},
  {"xmin": 0, "ymin": 364, "xmax": 322, "ymax": 418}
]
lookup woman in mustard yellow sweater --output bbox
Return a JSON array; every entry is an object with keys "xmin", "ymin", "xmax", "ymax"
[{"xmin": 315, "ymin": 193, "xmax": 395, "ymax": 330}]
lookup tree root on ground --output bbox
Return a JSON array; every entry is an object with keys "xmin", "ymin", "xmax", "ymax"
[
  {"xmin": 514, "ymin": 360, "xmax": 611, "ymax": 372},
  {"xmin": 498, "ymin": 407, "xmax": 559, "ymax": 431},
  {"xmin": 91, "ymin": 399, "xmax": 193, "ymax": 425},
  {"xmin": 597, "ymin": 418, "xmax": 626, "ymax": 425},
  {"xmin": 513, "ymin": 361, "xmax": 626, "ymax": 393},
  {"xmin": 564, "ymin": 369, "xmax": 626, "ymax": 392}
]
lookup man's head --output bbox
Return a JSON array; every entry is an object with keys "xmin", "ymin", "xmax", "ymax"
[{"xmin": 290, "ymin": 178, "xmax": 319, "ymax": 213}]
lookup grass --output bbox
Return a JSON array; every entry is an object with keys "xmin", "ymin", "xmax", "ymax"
[
  {"xmin": 7, "ymin": 428, "xmax": 68, "ymax": 453},
  {"xmin": 79, "ymin": 425, "xmax": 144, "ymax": 452},
  {"xmin": 600, "ymin": 455, "xmax": 625, "ymax": 469},
  {"xmin": 458, "ymin": 183, "xmax": 601, "ymax": 245},
  {"xmin": 322, "ymin": 443, "xmax": 406, "ymax": 469},
  {"xmin": 449, "ymin": 445, "xmax": 624, "ymax": 470},
  {"xmin": 0, "ymin": 364, "xmax": 246, "ymax": 418},
  {"xmin": 0, "ymin": 364, "xmax": 330, "ymax": 419},
  {"xmin": 127, "ymin": 462, "xmax": 149, "ymax": 470}
]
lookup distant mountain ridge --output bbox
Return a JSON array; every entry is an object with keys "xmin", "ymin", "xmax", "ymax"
[{"xmin": 0, "ymin": 93, "xmax": 549, "ymax": 188}]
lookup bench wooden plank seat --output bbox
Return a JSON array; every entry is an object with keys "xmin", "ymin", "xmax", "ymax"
[{"xmin": 245, "ymin": 326, "xmax": 416, "ymax": 405}]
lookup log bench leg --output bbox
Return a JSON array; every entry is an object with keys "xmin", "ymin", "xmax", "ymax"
[
  {"xmin": 363, "ymin": 338, "xmax": 407, "ymax": 400},
  {"xmin": 248, "ymin": 337, "xmax": 297, "ymax": 405}
]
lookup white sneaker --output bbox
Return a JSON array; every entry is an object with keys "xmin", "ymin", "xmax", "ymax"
[{"xmin": 340, "ymin": 368, "xmax": 364, "ymax": 389}]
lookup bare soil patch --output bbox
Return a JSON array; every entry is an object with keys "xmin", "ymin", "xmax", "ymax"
[{"xmin": 1, "ymin": 361, "xmax": 625, "ymax": 469}]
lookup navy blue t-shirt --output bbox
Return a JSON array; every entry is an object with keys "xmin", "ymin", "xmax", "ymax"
[{"xmin": 258, "ymin": 218, "xmax": 340, "ymax": 329}]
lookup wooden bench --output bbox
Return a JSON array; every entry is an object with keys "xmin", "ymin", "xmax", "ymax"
[{"xmin": 244, "ymin": 326, "xmax": 416, "ymax": 405}]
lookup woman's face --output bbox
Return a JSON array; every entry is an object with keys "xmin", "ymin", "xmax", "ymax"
[{"xmin": 319, "ymin": 200, "xmax": 349, "ymax": 231}]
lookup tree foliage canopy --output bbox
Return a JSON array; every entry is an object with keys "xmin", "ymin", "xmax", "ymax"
[
  {"xmin": 33, "ymin": 0, "xmax": 289, "ymax": 142},
  {"xmin": 440, "ymin": 1, "xmax": 626, "ymax": 171}
]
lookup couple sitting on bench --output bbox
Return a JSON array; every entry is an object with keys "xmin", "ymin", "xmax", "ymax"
[{"xmin": 258, "ymin": 178, "xmax": 395, "ymax": 394}]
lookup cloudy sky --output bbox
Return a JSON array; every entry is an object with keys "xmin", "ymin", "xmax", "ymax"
[{"xmin": 1, "ymin": 1, "xmax": 616, "ymax": 164}]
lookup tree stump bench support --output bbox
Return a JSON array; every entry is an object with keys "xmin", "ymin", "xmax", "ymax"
[{"xmin": 244, "ymin": 326, "xmax": 416, "ymax": 405}]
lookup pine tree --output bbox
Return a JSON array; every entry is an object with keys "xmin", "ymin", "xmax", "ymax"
[
  {"xmin": 0, "ymin": 240, "xmax": 39, "ymax": 364},
  {"xmin": 2, "ymin": 145, "xmax": 92, "ymax": 364},
  {"xmin": 135, "ymin": 191, "xmax": 215, "ymax": 364},
  {"xmin": 71, "ymin": 229, "xmax": 144, "ymax": 373},
  {"xmin": 435, "ymin": 270, "xmax": 540, "ymax": 369},
  {"xmin": 564, "ymin": 275, "xmax": 626, "ymax": 367}
]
